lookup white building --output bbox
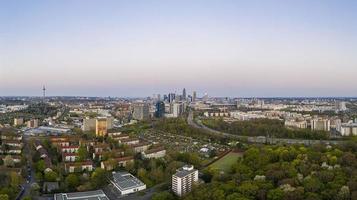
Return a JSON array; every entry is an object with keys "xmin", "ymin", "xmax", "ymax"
[
  {"xmin": 340, "ymin": 123, "xmax": 357, "ymax": 136},
  {"xmin": 172, "ymin": 165, "xmax": 198, "ymax": 197},
  {"xmin": 311, "ymin": 118, "xmax": 330, "ymax": 131},
  {"xmin": 54, "ymin": 190, "xmax": 109, "ymax": 200},
  {"xmin": 111, "ymin": 172, "xmax": 146, "ymax": 195},
  {"xmin": 284, "ymin": 120, "xmax": 308, "ymax": 129},
  {"xmin": 335, "ymin": 101, "xmax": 347, "ymax": 112},
  {"xmin": 172, "ymin": 103, "xmax": 183, "ymax": 118},
  {"xmin": 141, "ymin": 147, "xmax": 166, "ymax": 159}
]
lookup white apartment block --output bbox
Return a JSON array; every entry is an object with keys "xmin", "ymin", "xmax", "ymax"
[
  {"xmin": 172, "ymin": 165, "xmax": 198, "ymax": 197},
  {"xmin": 340, "ymin": 123, "xmax": 357, "ymax": 136},
  {"xmin": 284, "ymin": 120, "xmax": 308, "ymax": 129},
  {"xmin": 311, "ymin": 118, "xmax": 330, "ymax": 131}
]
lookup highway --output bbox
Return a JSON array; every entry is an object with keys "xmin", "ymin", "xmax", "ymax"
[{"xmin": 187, "ymin": 111, "xmax": 346, "ymax": 146}]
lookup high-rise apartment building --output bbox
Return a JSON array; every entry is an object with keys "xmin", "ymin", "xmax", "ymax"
[
  {"xmin": 27, "ymin": 119, "xmax": 39, "ymax": 128},
  {"xmin": 311, "ymin": 118, "xmax": 330, "ymax": 131},
  {"xmin": 172, "ymin": 165, "xmax": 198, "ymax": 197},
  {"xmin": 96, "ymin": 118, "xmax": 108, "ymax": 137},
  {"xmin": 82, "ymin": 118, "xmax": 96, "ymax": 132},
  {"xmin": 14, "ymin": 118, "xmax": 24, "ymax": 126},
  {"xmin": 132, "ymin": 103, "xmax": 149, "ymax": 120}
]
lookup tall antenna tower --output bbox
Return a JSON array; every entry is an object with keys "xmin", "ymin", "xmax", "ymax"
[{"xmin": 42, "ymin": 85, "xmax": 46, "ymax": 102}]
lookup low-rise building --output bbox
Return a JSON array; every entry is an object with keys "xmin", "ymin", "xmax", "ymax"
[
  {"xmin": 101, "ymin": 156, "xmax": 134, "ymax": 171},
  {"xmin": 141, "ymin": 146, "xmax": 166, "ymax": 159},
  {"xmin": 284, "ymin": 120, "xmax": 308, "ymax": 129},
  {"xmin": 130, "ymin": 142, "xmax": 151, "ymax": 153},
  {"xmin": 2, "ymin": 139, "xmax": 23, "ymax": 148},
  {"xmin": 62, "ymin": 153, "xmax": 78, "ymax": 162},
  {"xmin": 111, "ymin": 172, "xmax": 146, "ymax": 195},
  {"xmin": 64, "ymin": 161, "xmax": 93, "ymax": 173},
  {"xmin": 119, "ymin": 138, "xmax": 140, "ymax": 145},
  {"xmin": 54, "ymin": 190, "xmax": 109, "ymax": 200},
  {"xmin": 60, "ymin": 146, "xmax": 79, "ymax": 153}
]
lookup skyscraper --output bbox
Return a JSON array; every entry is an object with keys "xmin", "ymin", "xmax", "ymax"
[
  {"xmin": 182, "ymin": 88, "xmax": 186, "ymax": 100},
  {"xmin": 155, "ymin": 101, "xmax": 165, "ymax": 118},
  {"xmin": 192, "ymin": 91, "xmax": 197, "ymax": 102},
  {"xmin": 168, "ymin": 93, "xmax": 176, "ymax": 103}
]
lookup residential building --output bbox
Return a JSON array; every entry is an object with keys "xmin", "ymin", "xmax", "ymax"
[
  {"xmin": 311, "ymin": 118, "xmax": 330, "ymax": 131},
  {"xmin": 284, "ymin": 120, "xmax": 308, "ymax": 129},
  {"xmin": 62, "ymin": 153, "xmax": 78, "ymax": 162},
  {"xmin": 130, "ymin": 142, "xmax": 151, "ymax": 153},
  {"xmin": 60, "ymin": 146, "xmax": 79, "ymax": 153},
  {"xmin": 340, "ymin": 123, "xmax": 357, "ymax": 136},
  {"xmin": 96, "ymin": 118, "xmax": 108, "ymax": 137},
  {"xmin": 27, "ymin": 119, "xmax": 39, "ymax": 128},
  {"xmin": 82, "ymin": 118, "xmax": 96, "ymax": 132},
  {"xmin": 101, "ymin": 156, "xmax": 134, "ymax": 171},
  {"xmin": 172, "ymin": 165, "xmax": 198, "ymax": 197},
  {"xmin": 64, "ymin": 161, "xmax": 93, "ymax": 173},
  {"xmin": 132, "ymin": 103, "xmax": 149, "ymax": 120},
  {"xmin": 14, "ymin": 118, "xmax": 24, "ymax": 126},
  {"xmin": 141, "ymin": 146, "xmax": 166, "ymax": 159}
]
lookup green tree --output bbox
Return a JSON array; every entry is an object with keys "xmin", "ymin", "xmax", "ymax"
[
  {"xmin": 3, "ymin": 155, "xmax": 14, "ymax": 167},
  {"xmin": 237, "ymin": 181, "xmax": 259, "ymax": 199},
  {"xmin": 267, "ymin": 188, "xmax": 284, "ymax": 200},
  {"xmin": 36, "ymin": 160, "xmax": 46, "ymax": 172},
  {"xmin": 44, "ymin": 171, "xmax": 58, "ymax": 182},
  {"xmin": 227, "ymin": 193, "xmax": 249, "ymax": 200},
  {"xmin": 152, "ymin": 191, "xmax": 175, "ymax": 200},
  {"xmin": 10, "ymin": 172, "xmax": 20, "ymax": 188},
  {"xmin": 0, "ymin": 194, "xmax": 9, "ymax": 200},
  {"xmin": 77, "ymin": 146, "xmax": 89, "ymax": 161},
  {"xmin": 65, "ymin": 174, "xmax": 80, "ymax": 188},
  {"xmin": 91, "ymin": 168, "xmax": 107, "ymax": 189}
]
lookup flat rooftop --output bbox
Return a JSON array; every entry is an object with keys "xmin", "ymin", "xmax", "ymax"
[
  {"xmin": 54, "ymin": 190, "xmax": 109, "ymax": 200},
  {"xmin": 174, "ymin": 165, "xmax": 197, "ymax": 178},
  {"xmin": 112, "ymin": 172, "xmax": 145, "ymax": 191}
]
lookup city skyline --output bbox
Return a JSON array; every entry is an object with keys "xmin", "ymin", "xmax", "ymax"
[{"xmin": 1, "ymin": 0, "xmax": 357, "ymax": 97}]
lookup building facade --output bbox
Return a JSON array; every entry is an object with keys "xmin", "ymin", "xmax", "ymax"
[{"xmin": 172, "ymin": 165, "xmax": 198, "ymax": 197}]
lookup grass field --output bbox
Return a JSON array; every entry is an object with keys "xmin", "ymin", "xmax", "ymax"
[{"xmin": 209, "ymin": 152, "xmax": 243, "ymax": 172}]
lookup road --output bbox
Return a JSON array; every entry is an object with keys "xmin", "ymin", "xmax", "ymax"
[
  {"xmin": 19, "ymin": 135, "xmax": 37, "ymax": 199},
  {"xmin": 187, "ymin": 111, "xmax": 346, "ymax": 146}
]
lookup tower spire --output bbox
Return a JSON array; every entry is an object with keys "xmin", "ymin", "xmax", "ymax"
[{"xmin": 42, "ymin": 85, "xmax": 46, "ymax": 101}]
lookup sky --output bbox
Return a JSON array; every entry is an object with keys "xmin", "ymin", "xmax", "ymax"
[{"xmin": 0, "ymin": 0, "xmax": 357, "ymax": 97}]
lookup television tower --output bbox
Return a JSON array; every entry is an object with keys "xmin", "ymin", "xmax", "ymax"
[{"xmin": 42, "ymin": 85, "xmax": 46, "ymax": 102}]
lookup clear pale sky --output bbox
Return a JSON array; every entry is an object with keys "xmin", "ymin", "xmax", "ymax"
[{"xmin": 0, "ymin": 0, "xmax": 356, "ymax": 97}]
